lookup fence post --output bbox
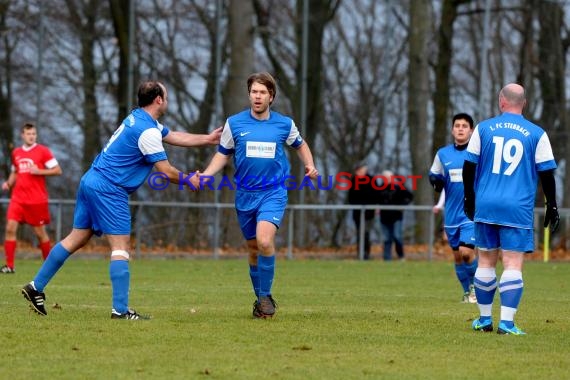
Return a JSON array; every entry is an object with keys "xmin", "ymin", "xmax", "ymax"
[
  {"xmin": 213, "ymin": 203, "xmax": 221, "ymax": 259},
  {"xmin": 56, "ymin": 201, "xmax": 63, "ymax": 242},
  {"xmin": 287, "ymin": 207, "xmax": 294, "ymax": 260},
  {"xmin": 358, "ymin": 206, "xmax": 365, "ymax": 260}
]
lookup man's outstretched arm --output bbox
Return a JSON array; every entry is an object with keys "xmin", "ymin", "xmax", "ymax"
[{"xmin": 163, "ymin": 127, "xmax": 222, "ymax": 147}]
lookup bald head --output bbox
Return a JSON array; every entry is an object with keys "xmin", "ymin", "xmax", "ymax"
[{"xmin": 499, "ymin": 83, "xmax": 526, "ymax": 113}]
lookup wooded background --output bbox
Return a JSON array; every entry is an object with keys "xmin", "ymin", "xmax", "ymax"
[{"xmin": 1, "ymin": 0, "xmax": 569, "ymax": 250}]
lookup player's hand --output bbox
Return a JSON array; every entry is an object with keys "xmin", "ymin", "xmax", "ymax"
[
  {"xmin": 189, "ymin": 171, "xmax": 201, "ymax": 192},
  {"xmin": 208, "ymin": 126, "xmax": 223, "ymax": 145},
  {"xmin": 1, "ymin": 182, "xmax": 10, "ymax": 191},
  {"xmin": 30, "ymin": 165, "xmax": 41, "ymax": 175},
  {"xmin": 464, "ymin": 197, "xmax": 474, "ymax": 221},
  {"xmin": 304, "ymin": 165, "xmax": 318, "ymax": 179},
  {"xmin": 432, "ymin": 206, "xmax": 441, "ymax": 215},
  {"xmin": 544, "ymin": 204, "xmax": 560, "ymax": 234}
]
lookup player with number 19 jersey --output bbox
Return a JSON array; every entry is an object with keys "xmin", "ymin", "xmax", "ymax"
[{"xmin": 465, "ymin": 112, "xmax": 556, "ymax": 229}]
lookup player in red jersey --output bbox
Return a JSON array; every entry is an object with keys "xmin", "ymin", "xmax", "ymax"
[{"xmin": 1, "ymin": 122, "xmax": 62, "ymax": 273}]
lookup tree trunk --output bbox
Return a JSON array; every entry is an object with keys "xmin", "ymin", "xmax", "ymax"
[
  {"xmin": 408, "ymin": 0, "xmax": 432, "ymax": 244},
  {"xmin": 223, "ymin": 0, "xmax": 254, "ymax": 116},
  {"xmin": 80, "ymin": 1, "xmax": 102, "ymax": 171},
  {"xmin": 432, "ymin": 0, "xmax": 463, "ymax": 159},
  {"xmin": 536, "ymin": 1, "xmax": 568, "ymax": 247},
  {"xmin": 0, "ymin": 1, "xmax": 14, "ymax": 179},
  {"xmin": 108, "ymin": 0, "xmax": 131, "ymax": 126}
]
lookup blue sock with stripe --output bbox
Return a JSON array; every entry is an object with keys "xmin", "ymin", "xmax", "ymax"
[
  {"xmin": 474, "ymin": 267, "xmax": 497, "ymax": 320},
  {"xmin": 110, "ymin": 260, "xmax": 130, "ymax": 314},
  {"xmin": 258, "ymin": 255, "xmax": 275, "ymax": 297},
  {"xmin": 499, "ymin": 269, "xmax": 523, "ymax": 328},
  {"xmin": 33, "ymin": 243, "xmax": 71, "ymax": 292}
]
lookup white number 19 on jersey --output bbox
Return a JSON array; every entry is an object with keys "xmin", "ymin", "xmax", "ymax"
[{"xmin": 492, "ymin": 136, "xmax": 523, "ymax": 175}]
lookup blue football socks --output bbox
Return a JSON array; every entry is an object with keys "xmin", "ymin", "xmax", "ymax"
[
  {"xmin": 110, "ymin": 260, "xmax": 130, "ymax": 314},
  {"xmin": 499, "ymin": 269, "xmax": 523, "ymax": 325},
  {"xmin": 473, "ymin": 267, "xmax": 497, "ymax": 322},
  {"xmin": 465, "ymin": 258, "xmax": 478, "ymax": 283},
  {"xmin": 455, "ymin": 263, "xmax": 470, "ymax": 293},
  {"xmin": 258, "ymin": 255, "xmax": 275, "ymax": 297},
  {"xmin": 33, "ymin": 243, "xmax": 71, "ymax": 292},
  {"xmin": 249, "ymin": 264, "xmax": 260, "ymax": 298}
]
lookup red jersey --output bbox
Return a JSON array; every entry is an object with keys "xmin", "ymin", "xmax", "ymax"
[{"xmin": 10, "ymin": 143, "xmax": 58, "ymax": 204}]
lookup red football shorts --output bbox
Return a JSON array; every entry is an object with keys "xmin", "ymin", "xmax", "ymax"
[{"xmin": 6, "ymin": 201, "xmax": 51, "ymax": 226}]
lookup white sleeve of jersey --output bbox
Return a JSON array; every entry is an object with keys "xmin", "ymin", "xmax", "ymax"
[
  {"xmin": 138, "ymin": 128, "xmax": 165, "ymax": 155},
  {"xmin": 220, "ymin": 120, "xmax": 234, "ymax": 149},
  {"xmin": 535, "ymin": 132, "xmax": 555, "ymax": 164},
  {"xmin": 44, "ymin": 158, "xmax": 59, "ymax": 169},
  {"xmin": 466, "ymin": 125, "xmax": 481, "ymax": 155},
  {"xmin": 430, "ymin": 154, "xmax": 443, "ymax": 175},
  {"xmin": 286, "ymin": 120, "xmax": 301, "ymax": 146}
]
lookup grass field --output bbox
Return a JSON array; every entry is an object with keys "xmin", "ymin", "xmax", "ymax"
[{"xmin": 1, "ymin": 258, "xmax": 569, "ymax": 380}]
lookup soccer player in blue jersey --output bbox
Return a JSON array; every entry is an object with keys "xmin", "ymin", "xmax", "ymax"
[
  {"xmin": 21, "ymin": 80, "xmax": 222, "ymax": 319},
  {"xmin": 429, "ymin": 113, "xmax": 478, "ymax": 303},
  {"xmin": 463, "ymin": 83, "xmax": 559, "ymax": 335},
  {"xmin": 193, "ymin": 72, "xmax": 318, "ymax": 318}
]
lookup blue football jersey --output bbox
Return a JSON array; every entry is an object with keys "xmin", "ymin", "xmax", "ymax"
[
  {"xmin": 91, "ymin": 108, "xmax": 170, "ymax": 193},
  {"xmin": 218, "ymin": 109, "xmax": 304, "ymax": 190},
  {"xmin": 429, "ymin": 144, "xmax": 472, "ymax": 228},
  {"xmin": 465, "ymin": 112, "xmax": 556, "ymax": 228}
]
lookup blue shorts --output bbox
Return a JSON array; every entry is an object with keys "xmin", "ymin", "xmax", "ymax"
[
  {"xmin": 445, "ymin": 222, "xmax": 475, "ymax": 250},
  {"xmin": 474, "ymin": 222, "xmax": 534, "ymax": 253},
  {"xmin": 73, "ymin": 170, "xmax": 131, "ymax": 236},
  {"xmin": 235, "ymin": 188, "xmax": 287, "ymax": 240}
]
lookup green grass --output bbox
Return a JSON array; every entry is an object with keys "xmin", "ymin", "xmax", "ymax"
[{"xmin": 1, "ymin": 259, "xmax": 570, "ymax": 380}]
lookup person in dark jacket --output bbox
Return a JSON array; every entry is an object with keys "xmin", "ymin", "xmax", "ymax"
[
  {"xmin": 347, "ymin": 162, "xmax": 378, "ymax": 260},
  {"xmin": 378, "ymin": 170, "xmax": 413, "ymax": 261}
]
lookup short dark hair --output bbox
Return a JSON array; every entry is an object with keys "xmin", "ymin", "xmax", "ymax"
[
  {"xmin": 21, "ymin": 122, "xmax": 36, "ymax": 132},
  {"xmin": 247, "ymin": 72, "xmax": 277, "ymax": 102},
  {"xmin": 137, "ymin": 80, "xmax": 165, "ymax": 107},
  {"xmin": 452, "ymin": 113, "xmax": 474, "ymax": 129}
]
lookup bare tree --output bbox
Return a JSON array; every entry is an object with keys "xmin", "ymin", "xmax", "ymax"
[
  {"xmin": 536, "ymin": 1, "xmax": 568, "ymax": 188},
  {"xmin": 432, "ymin": 0, "xmax": 473, "ymax": 160},
  {"xmin": 223, "ymin": 0, "xmax": 253, "ymax": 115},
  {"xmin": 253, "ymin": 0, "xmax": 341, "ymax": 196},
  {"xmin": 319, "ymin": 1, "xmax": 407, "ymax": 246},
  {"xmin": 63, "ymin": 0, "xmax": 103, "ymax": 171},
  {"xmin": 408, "ymin": 0, "xmax": 432, "ymax": 243},
  {"xmin": 108, "ymin": 0, "xmax": 132, "ymax": 126},
  {"xmin": 0, "ymin": 1, "xmax": 16, "ymax": 178}
]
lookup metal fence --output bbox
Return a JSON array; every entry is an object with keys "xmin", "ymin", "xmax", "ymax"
[{"xmin": 0, "ymin": 198, "xmax": 564, "ymax": 260}]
